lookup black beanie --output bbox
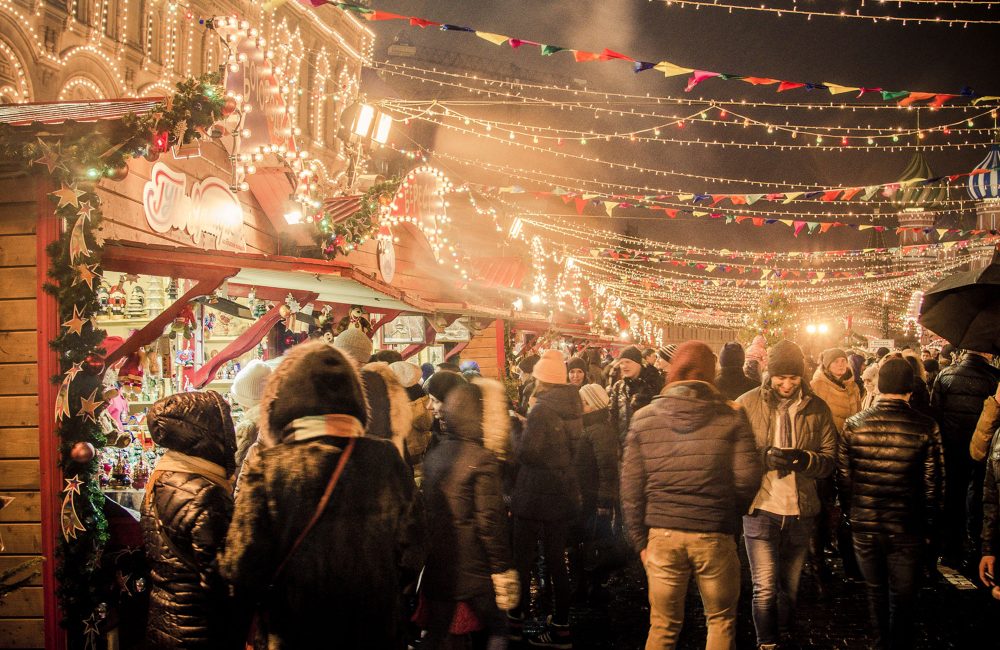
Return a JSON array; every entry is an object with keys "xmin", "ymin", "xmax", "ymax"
[
  {"xmin": 718, "ymin": 342, "xmax": 745, "ymax": 369},
  {"xmin": 517, "ymin": 354, "xmax": 540, "ymax": 374},
  {"xmin": 424, "ymin": 370, "xmax": 467, "ymax": 402},
  {"xmin": 567, "ymin": 356, "xmax": 588, "ymax": 373},
  {"xmin": 767, "ymin": 340, "xmax": 805, "ymax": 377},
  {"xmin": 267, "ymin": 342, "xmax": 368, "ymax": 438},
  {"xmin": 878, "ymin": 358, "xmax": 915, "ymax": 394},
  {"xmin": 876, "ymin": 347, "xmax": 890, "ymax": 359},
  {"xmin": 619, "ymin": 346, "xmax": 643, "ymax": 364}
]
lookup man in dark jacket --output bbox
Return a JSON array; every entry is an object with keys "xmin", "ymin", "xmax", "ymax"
[
  {"xmin": 509, "ymin": 350, "xmax": 582, "ymax": 648},
  {"xmin": 141, "ymin": 391, "xmax": 244, "ymax": 650},
  {"xmin": 220, "ymin": 342, "xmax": 426, "ymax": 649},
  {"xmin": 930, "ymin": 350, "xmax": 1000, "ymax": 568},
  {"xmin": 838, "ymin": 358, "xmax": 943, "ymax": 650},
  {"xmin": 609, "ymin": 346, "xmax": 658, "ymax": 444},
  {"xmin": 716, "ymin": 341, "xmax": 759, "ymax": 400},
  {"xmin": 737, "ymin": 340, "xmax": 837, "ymax": 650},
  {"xmin": 622, "ymin": 341, "xmax": 762, "ymax": 649}
]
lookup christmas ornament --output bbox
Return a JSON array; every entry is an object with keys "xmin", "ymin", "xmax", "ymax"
[
  {"xmin": 221, "ymin": 96, "xmax": 237, "ymax": 116},
  {"xmin": 82, "ymin": 353, "xmax": 105, "ymax": 376},
  {"xmin": 70, "ymin": 441, "xmax": 96, "ymax": 463},
  {"xmin": 143, "ymin": 146, "xmax": 160, "ymax": 163},
  {"xmin": 175, "ymin": 341, "xmax": 195, "ymax": 367},
  {"xmin": 60, "ymin": 476, "xmax": 86, "ymax": 542},
  {"xmin": 105, "ymin": 164, "xmax": 129, "ymax": 182}
]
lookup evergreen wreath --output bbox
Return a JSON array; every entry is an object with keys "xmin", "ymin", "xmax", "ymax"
[
  {"xmin": 0, "ymin": 73, "xmax": 223, "ymax": 647},
  {"xmin": 316, "ymin": 179, "xmax": 400, "ymax": 259}
]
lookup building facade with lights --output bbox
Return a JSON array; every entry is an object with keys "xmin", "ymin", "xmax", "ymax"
[{"xmin": 0, "ymin": 0, "xmax": 374, "ymax": 189}]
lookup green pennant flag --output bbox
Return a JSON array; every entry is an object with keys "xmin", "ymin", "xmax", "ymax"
[
  {"xmin": 881, "ymin": 90, "xmax": 910, "ymax": 101},
  {"xmin": 541, "ymin": 45, "xmax": 565, "ymax": 56},
  {"xmin": 807, "ymin": 222, "xmax": 820, "ymax": 234}
]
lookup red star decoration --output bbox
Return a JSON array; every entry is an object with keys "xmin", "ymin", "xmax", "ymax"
[
  {"xmin": 77, "ymin": 201, "xmax": 96, "ymax": 222},
  {"xmin": 72, "ymin": 264, "xmax": 100, "ymax": 288},
  {"xmin": 31, "ymin": 138, "xmax": 63, "ymax": 174},
  {"xmin": 64, "ymin": 362, "xmax": 84, "ymax": 383},
  {"xmin": 63, "ymin": 475, "xmax": 83, "ymax": 494},
  {"xmin": 62, "ymin": 306, "xmax": 87, "ymax": 336},
  {"xmin": 77, "ymin": 387, "xmax": 103, "ymax": 423}
]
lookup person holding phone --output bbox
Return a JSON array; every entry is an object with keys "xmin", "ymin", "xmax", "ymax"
[
  {"xmin": 838, "ymin": 358, "xmax": 943, "ymax": 650},
  {"xmin": 737, "ymin": 340, "xmax": 838, "ymax": 650}
]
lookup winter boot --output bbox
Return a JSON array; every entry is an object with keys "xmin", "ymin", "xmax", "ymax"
[{"xmin": 527, "ymin": 616, "xmax": 572, "ymax": 649}]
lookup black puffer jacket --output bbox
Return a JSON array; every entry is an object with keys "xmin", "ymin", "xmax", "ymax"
[
  {"xmin": 422, "ymin": 380, "xmax": 512, "ymax": 600},
  {"xmin": 982, "ymin": 431, "xmax": 1000, "ymax": 554},
  {"xmin": 621, "ymin": 381, "xmax": 762, "ymax": 551},
  {"xmin": 511, "ymin": 384, "xmax": 583, "ymax": 521},
  {"xmin": 140, "ymin": 392, "xmax": 242, "ymax": 650},
  {"xmin": 931, "ymin": 353, "xmax": 1000, "ymax": 443},
  {"xmin": 715, "ymin": 367, "xmax": 759, "ymax": 401},
  {"xmin": 609, "ymin": 375, "xmax": 656, "ymax": 442},
  {"xmin": 838, "ymin": 399, "xmax": 943, "ymax": 535}
]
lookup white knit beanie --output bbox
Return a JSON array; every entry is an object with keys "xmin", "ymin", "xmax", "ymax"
[
  {"xmin": 389, "ymin": 361, "xmax": 421, "ymax": 388},
  {"xmin": 333, "ymin": 326, "xmax": 374, "ymax": 366},
  {"xmin": 579, "ymin": 383, "xmax": 610, "ymax": 410},
  {"xmin": 231, "ymin": 359, "xmax": 272, "ymax": 409}
]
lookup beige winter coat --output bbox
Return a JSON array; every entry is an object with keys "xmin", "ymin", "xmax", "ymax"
[{"xmin": 811, "ymin": 367, "xmax": 863, "ymax": 433}]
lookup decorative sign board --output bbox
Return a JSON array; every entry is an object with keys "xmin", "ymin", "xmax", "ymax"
[
  {"xmin": 378, "ymin": 226, "xmax": 396, "ymax": 284},
  {"xmin": 437, "ymin": 318, "xmax": 471, "ymax": 343},
  {"xmin": 868, "ymin": 338, "xmax": 895, "ymax": 352},
  {"xmin": 382, "ymin": 315, "xmax": 426, "ymax": 344},
  {"xmin": 143, "ymin": 162, "xmax": 246, "ymax": 251},
  {"xmin": 387, "ymin": 166, "xmax": 452, "ymax": 261}
]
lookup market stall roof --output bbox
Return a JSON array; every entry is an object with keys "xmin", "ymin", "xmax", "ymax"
[
  {"xmin": 467, "ymin": 256, "xmax": 528, "ymax": 290},
  {"xmin": 0, "ymin": 98, "xmax": 162, "ymax": 127},
  {"xmin": 425, "ymin": 299, "xmax": 512, "ymax": 320},
  {"xmin": 102, "ymin": 241, "xmax": 433, "ymax": 313}
]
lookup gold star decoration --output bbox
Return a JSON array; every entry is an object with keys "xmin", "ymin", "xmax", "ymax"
[
  {"xmin": 76, "ymin": 201, "xmax": 96, "ymax": 222},
  {"xmin": 62, "ymin": 305, "xmax": 87, "ymax": 336},
  {"xmin": 77, "ymin": 387, "xmax": 103, "ymax": 423},
  {"xmin": 49, "ymin": 183, "xmax": 85, "ymax": 210},
  {"xmin": 72, "ymin": 264, "xmax": 100, "ymax": 288}
]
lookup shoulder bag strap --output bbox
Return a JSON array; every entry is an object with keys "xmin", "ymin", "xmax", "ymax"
[{"xmin": 271, "ymin": 437, "xmax": 356, "ymax": 582}]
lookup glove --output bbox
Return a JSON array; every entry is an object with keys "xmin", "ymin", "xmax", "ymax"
[
  {"xmin": 491, "ymin": 569, "xmax": 520, "ymax": 611},
  {"xmin": 764, "ymin": 447, "xmax": 793, "ymax": 471},
  {"xmin": 773, "ymin": 447, "xmax": 810, "ymax": 472}
]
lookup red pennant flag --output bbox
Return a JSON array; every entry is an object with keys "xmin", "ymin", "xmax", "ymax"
[
  {"xmin": 778, "ymin": 81, "xmax": 807, "ymax": 92},
  {"xmin": 820, "ymin": 223, "xmax": 834, "ymax": 234},
  {"xmin": 409, "ymin": 17, "xmax": 441, "ymax": 27},
  {"xmin": 508, "ymin": 38, "xmax": 539, "ymax": 49},
  {"xmin": 729, "ymin": 196, "xmax": 747, "ymax": 205},
  {"xmin": 821, "ymin": 190, "xmax": 841, "ymax": 202},
  {"xmin": 561, "ymin": 194, "xmax": 574, "ymax": 204},
  {"xmin": 573, "ymin": 51, "xmax": 601, "ymax": 62},
  {"xmin": 370, "ymin": 11, "xmax": 407, "ymax": 20},
  {"xmin": 752, "ymin": 218, "xmax": 764, "ymax": 227},
  {"xmin": 743, "ymin": 77, "xmax": 780, "ymax": 86},
  {"xmin": 841, "ymin": 187, "xmax": 862, "ymax": 200},
  {"xmin": 574, "ymin": 198, "xmax": 587, "ymax": 214},
  {"xmin": 599, "ymin": 48, "xmax": 634, "ymax": 62},
  {"xmin": 897, "ymin": 92, "xmax": 935, "ymax": 107},
  {"xmin": 930, "ymin": 94, "xmax": 957, "ymax": 108},
  {"xmin": 793, "ymin": 220, "xmax": 807, "ymax": 237},
  {"xmin": 665, "ymin": 209, "xmax": 678, "ymax": 218},
  {"xmin": 735, "ymin": 215, "xmax": 750, "ymax": 224}
]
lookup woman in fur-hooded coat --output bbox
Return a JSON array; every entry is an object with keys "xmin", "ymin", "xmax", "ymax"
[
  {"xmin": 360, "ymin": 361, "xmax": 413, "ymax": 458},
  {"xmin": 220, "ymin": 342, "xmax": 426, "ymax": 650}
]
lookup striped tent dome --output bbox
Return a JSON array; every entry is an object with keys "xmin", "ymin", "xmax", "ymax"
[
  {"xmin": 890, "ymin": 152, "xmax": 949, "ymax": 210},
  {"xmin": 967, "ymin": 145, "xmax": 1000, "ymax": 200}
]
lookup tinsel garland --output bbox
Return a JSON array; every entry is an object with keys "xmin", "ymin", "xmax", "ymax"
[
  {"xmin": 0, "ymin": 73, "xmax": 223, "ymax": 648},
  {"xmin": 317, "ymin": 179, "xmax": 400, "ymax": 259}
]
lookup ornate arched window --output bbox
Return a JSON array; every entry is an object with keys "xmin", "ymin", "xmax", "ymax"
[{"xmin": 310, "ymin": 48, "xmax": 332, "ymax": 147}]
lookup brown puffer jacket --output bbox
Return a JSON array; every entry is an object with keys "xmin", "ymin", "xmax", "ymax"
[
  {"xmin": 970, "ymin": 396, "xmax": 1000, "ymax": 462},
  {"xmin": 810, "ymin": 367, "xmax": 862, "ymax": 433},
  {"xmin": 736, "ymin": 378, "xmax": 838, "ymax": 518},
  {"xmin": 140, "ymin": 392, "xmax": 243, "ymax": 650}
]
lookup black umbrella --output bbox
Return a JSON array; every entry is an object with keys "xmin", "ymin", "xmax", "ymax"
[{"xmin": 919, "ymin": 248, "xmax": 1000, "ymax": 355}]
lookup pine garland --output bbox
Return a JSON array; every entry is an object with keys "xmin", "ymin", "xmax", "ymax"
[
  {"xmin": 316, "ymin": 179, "xmax": 400, "ymax": 259},
  {"xmin": 0, "ymin": 73, "xmax": 223, "ymax": 647}
]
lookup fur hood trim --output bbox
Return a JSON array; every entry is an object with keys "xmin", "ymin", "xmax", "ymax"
[
  {"xmin": 362, "ymin": 361, "xmax": 412, "ymax": 457},
  {"xmin": 472, "ymin": 377, "xmax": 511, "ymax": 460}
]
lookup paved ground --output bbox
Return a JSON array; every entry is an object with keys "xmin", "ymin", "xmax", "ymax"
[{"xmin": 516, "ymin": 549, "xmax": 995, "ymax": 649}]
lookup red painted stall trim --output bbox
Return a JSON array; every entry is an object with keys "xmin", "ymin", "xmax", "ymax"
[
  {"xmin": 36, "ymin": 180, "xmax": 66, "ymax": 650},
  {"xmin": 496, "ymin": 320, "xmax": 507, "ymax": 379}
]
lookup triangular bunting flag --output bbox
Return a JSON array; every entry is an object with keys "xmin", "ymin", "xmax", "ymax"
[
  {"xmin": 654, "ymin": 61, "xmax": 693, "ymax": 77},
  {"xmin": 476, "ymin": 32, "xmax": 510, "ymax": 46}
]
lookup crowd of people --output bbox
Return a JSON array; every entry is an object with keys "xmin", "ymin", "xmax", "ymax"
[{"xmin": 135, "ymin": 326, "xmax": 1000, "ymax": 650}]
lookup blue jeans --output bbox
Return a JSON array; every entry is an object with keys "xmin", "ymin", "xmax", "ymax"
[
  {"xmin": 743, "ymin": 511, "xmax": 815, "ymax": 646},
  {"xmin": 853, "ymin": 532, "xmax": 922, "ymax": 650}
]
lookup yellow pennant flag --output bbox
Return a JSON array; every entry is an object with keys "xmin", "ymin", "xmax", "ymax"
[
  {"xmin": 654, "ymin": 61, "xmax": 693, "ymax": 78},
  {"xmin": 936, "ymin": 228, "xmax": 949, "ymax": 238},
  {"xmin": 778, "ymin": 219, "xmax": 793, "ymax": 227},
  {"xmin": 858, "ymin": 225, "xmax": 873, "ymax": 231},
  {"xmin": 476, "ymin": 32, "xmax": 510, "ymax": 46},
  {"xmin": 942, "ymin": 241, "xmax": 958, "ymax": 249},
  {"xmin": 782, "ymin": 192, "xmax": 804, "ymax": 204},
  {"xmin": 583, "ymin": 193, "xmax": 600, "ymax": 200},
  {"xmin": 604, "ymin": 201, "xmax": 616, "ymax": 217},
  {"xmin": 815, "ymin": 272, "xmax": 826, "ymax": 280},
  {"xmin": 972, "ymin": 96, "xmax": 1000, "ymax": 105},
  {"xmin": 705, "ymin": 264, "xmax": 717, "ymax": 272},
  {"xmin": 678, "ymin": 193, "xmax": 694, "ymax": 202},
  {"xmin": 824, "ymin": 83, "xmax": 859, "ymax": 95}
]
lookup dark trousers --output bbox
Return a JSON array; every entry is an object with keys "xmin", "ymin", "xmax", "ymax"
[
  {"xmin": 853, "ymin": 532, "xmax": 922, "ymax": 650},
  {"xmin": 942, "ymin": 435, "xmax": 978, "ymax": 561},
  {"xmin": 422, "ymin": 595, "xmax": 508, "ymax": 650},
  {"xmin": 511, "ymin": 517, "xmax": 571, "ymax": 625}
]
